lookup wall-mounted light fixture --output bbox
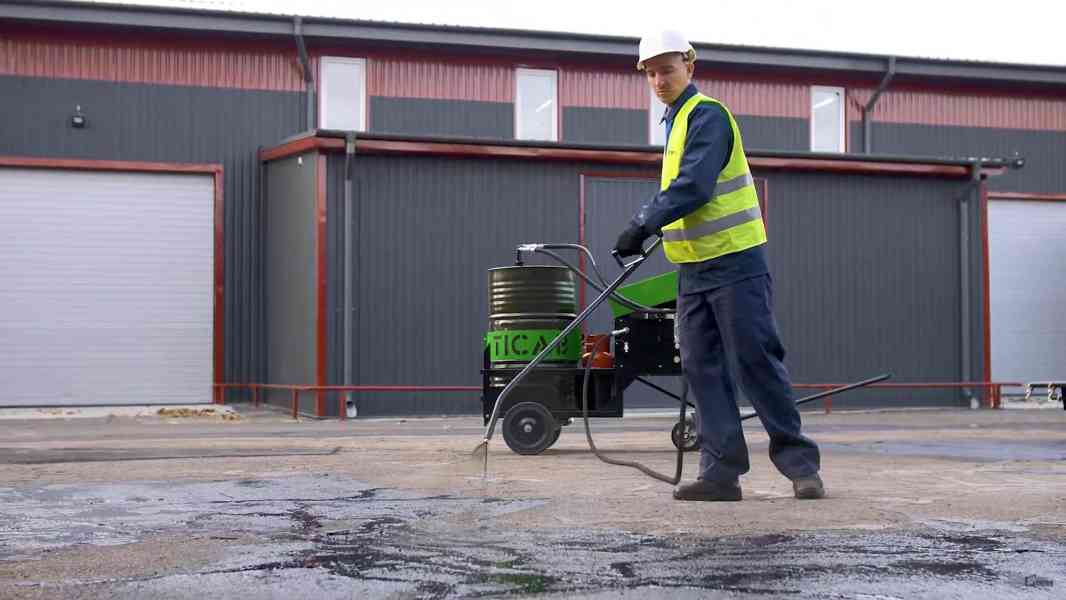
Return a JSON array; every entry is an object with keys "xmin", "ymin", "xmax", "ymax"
[{"xmin": 71, "ymin": 105, "xmax": 87, "ymax": 129}]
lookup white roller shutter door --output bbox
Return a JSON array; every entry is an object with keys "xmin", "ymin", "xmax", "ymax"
[
  {"xmin": 0, "ymin": 167, "xmax": 215, "ymax": 406},
  {"xmin": 988, "ymin": 199, "xmax": 1066, "ymax": 382}
]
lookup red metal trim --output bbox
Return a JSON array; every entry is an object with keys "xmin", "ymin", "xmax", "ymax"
[
  {"xmin": 304, "ymin": 385, "xmax": 481, "ymax": 392},
  {"xmin": 987, "ymin": 191, "xmax": 1066, "ymax": 202},
  {"xmin": 259, "ymin": 137, "xmax": 344, "ymax": 162},
  {"xmin": 579, "ymin": 171, "xmax": 661, "ymax": 179},
  {"xmin": 315, "ymin": 154, "xmax": 328, "ymax": 417},
  {"xmin": 213, "ymin": 170, "xmax": 225, "ymax": 405},
  {"xmin": 750, "ymin": 156, "xmax": 970, "ymax": 178},
  {"xmin": 981, "ymin": 179, "xmax": 993, "ymax": 407},
  {"xmin": 0, "ymin": 156, "xmax": 221, "ymax": 174},
  {"xmin": 262, "ymin": 136, "xmax": 973, "ymax": 178}
]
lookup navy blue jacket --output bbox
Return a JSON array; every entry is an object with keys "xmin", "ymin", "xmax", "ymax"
[{"xmin": 631, "ymin": 83, "xmax": 768, "ymax": 295}]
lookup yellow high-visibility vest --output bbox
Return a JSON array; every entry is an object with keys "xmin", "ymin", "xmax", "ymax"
[{"xmin": 660, "ymin": 93, "xmax": 766, "ymax": 263}]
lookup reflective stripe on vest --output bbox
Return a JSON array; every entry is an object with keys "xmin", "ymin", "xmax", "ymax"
[{"xmin": 659, "ymin": 93, "xmax": 766, "ymax": 264}]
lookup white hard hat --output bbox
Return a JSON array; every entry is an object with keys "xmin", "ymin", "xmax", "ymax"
[{"xmin": 637, "ymin": 30, "xmax": 696, "ymax": 70}]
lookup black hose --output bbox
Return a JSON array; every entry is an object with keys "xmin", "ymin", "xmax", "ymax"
[
  {"xmin": 534, "ymin": 248, "xmax": 674, "ymax": 315},
  {"xmin": 540, "ymin": 243, "xmax": 611, "ymax": 288},
  {"xmin": 582, "ymin": 335, "xmax": 685, "ymax": 485}
]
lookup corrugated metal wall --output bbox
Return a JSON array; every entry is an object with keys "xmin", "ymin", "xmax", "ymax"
[
  {"xmin": 264, "ymin": 152, "xmax": 319, "ymax": 413},
  {"xmin": 324, "ymin": 153, "xmax": 648, "ymax": 415},
  {"xmin": 367, "ymin": 56, "xmax": 515, "ymax": 102},
  {"xmin": 1, "ymin": 26, "xmax": 305, "ymax": 91},
  {"xmin": 0, "ymin": 75, "xmax": 305, "ymax": 396},
  {"xmin": 847, "ymin": 86, "xmax": 1066, "ymax": 131},
  {"xmin": 762, "ymin": 171, "xmax": 978, "ymax": 407},
  {"xmin": 852, "ymin": 122, "xmax": 1066, "ymax": 194},
  {"xmin": 562, "ymin": 107, "xmax": 646, "ymax": 146},
  {"xmin": 559, "ymin": 68, "xmax": 646, "ymax": 109},
  {"xmin": 320, "ymin": 152, "xmax": 982, "ymax": 415},
  {"xmin": 369, "ymin": 97, "xmax": 514, "ymax": 139},
  {"xmin": 582, "ymin": 176, "xmax": 683, "ymax": 408},
  {"xmin": 695, "ymin": 76, "xmax": 809, "ymax": 119}
]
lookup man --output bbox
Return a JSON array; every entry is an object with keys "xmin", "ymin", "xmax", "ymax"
[{"xmin": 613, "ymin": 30, "xmax": 824, "ymax": 501}]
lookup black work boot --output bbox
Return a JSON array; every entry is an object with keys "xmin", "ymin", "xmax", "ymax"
[
  {"xmin": 673, "ymin": 479, "xmax": 742, "ymax": 502},
  {"xmin": 792, "ymin": 473, "xmax": 825, "ymax": 500}
]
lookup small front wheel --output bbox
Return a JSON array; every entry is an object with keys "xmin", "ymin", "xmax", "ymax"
[{"xmin": 671, "ymin": 415, "xmax": 698, "ymax": 452}]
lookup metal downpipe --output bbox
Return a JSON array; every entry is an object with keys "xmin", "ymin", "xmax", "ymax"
[
  {"xmin": 863, "ymin": 56, "xmax": 896, "ymax": 154},
  {"xmin": 344, "ymin": 133, "xmax": 356, "ymax": 417},
  {"xmin": 961, "ymin": 161, "xmax": 980, "ymax": 407},
  {"xmin": 293, "ymin": 17, "xmax": 315, "ymax": 130}
]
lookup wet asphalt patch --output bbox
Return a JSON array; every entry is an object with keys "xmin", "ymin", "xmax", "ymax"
[
  {"xmin": 1, "ymin": 475, "xmax": 1062, "ymax": 599},
  {"xmin": 0, "ymin": 446, "xmax": 342, "ymax": 464}
]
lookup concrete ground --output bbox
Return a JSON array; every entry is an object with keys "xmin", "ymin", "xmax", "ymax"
[{"xmin": 0, "ymin": 405, "xmax": 1064, "ymax": 599}]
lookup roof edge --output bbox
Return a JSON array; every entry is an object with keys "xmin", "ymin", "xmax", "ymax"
[
  {"xmin": 261, "ymin": 130, "xmax": 1020, "ymax": 176},
  {"xmin": 3, "ymin": 1, "xmax": 1065, "ymax": 87}
]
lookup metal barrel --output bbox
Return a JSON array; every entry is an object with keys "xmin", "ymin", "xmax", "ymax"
[{"xmin": 487, "ymin": 266, "xmax": 579, "ymax": 378}]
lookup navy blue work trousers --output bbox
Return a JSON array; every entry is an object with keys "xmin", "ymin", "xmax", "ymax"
[{"xmin": 677, "ymin": 274, "xmax": 820, "ymax": 482}]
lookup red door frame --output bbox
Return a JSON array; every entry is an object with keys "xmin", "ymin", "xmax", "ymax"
[
  {"xmin": 0, "ymin": 156, "xmax": 226, "ymax": 403},
  {"xmin": 982, "ymin": 189, "xmax": 1066, "ymax": 385}
]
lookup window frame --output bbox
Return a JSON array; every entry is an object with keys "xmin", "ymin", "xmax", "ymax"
[
  {"xmin": 648, "ymin": 87, "xmax": 668, "ymax": 146},
  {"xmin": 319, "ymin": 56, "xmax": 368, "ymax": 131},
  {"xmin": 514, "ymin": 67, "xmax": 559, "ymax": 142},
  {"xmin": 810, "ymin": 85, "xmax": 846, "ymax": 153}
]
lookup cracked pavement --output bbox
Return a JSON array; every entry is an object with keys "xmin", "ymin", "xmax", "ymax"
[{"xmin": 0, "ymin": 407, "xmax": 1064, "ymax": 598}]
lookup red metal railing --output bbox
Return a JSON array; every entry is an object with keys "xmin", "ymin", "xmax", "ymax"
[
  {"xmin": 213, "ymin": 383, "xmax": 480, "ymax": 420},
  {"xmin": 215, "ymin": 381, "xmax": 1022, "ymax": 420},
  {"xmin": 794, "ymin": 381, "xmax": 1022, "ymax": 413}
]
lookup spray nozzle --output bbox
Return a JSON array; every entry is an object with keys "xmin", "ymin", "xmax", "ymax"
[{"xmin": 514, "ymin": 243, "xmax": 543, "ymax": 265}]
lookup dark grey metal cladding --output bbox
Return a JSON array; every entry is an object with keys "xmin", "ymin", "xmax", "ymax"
[
  {"xmin": 323, "ymin": 153, "xmax": 648, "ymax": 416},
  {"xmin": 582, "ymin": 177, "xmax": 682, "ymax": 408},
  {"xmin": 324, "ymin": 150, "xmax": 348, "ymax": 417},
  {"xmin": 562, "ymin": 107, "xmax": 646, "ymax": 145},
  {"xmin": 736, "ymin": 116, "xmax": 809, "ymax": 152},
  {"xmin": 0, "ymin": 75, "xmax": 305, "ymax": 400},
  {"xmin": 263, "ymin": 152, "xmax": 318, "ymax": 413},
  {"xmin": 852, "ymin": 121, "xmax": 1066, "ymax": 193},
  {"xmin": 369, "ymin": 96, "xmax": 514, "ymax": 139},
  {"xmin": 762, "ymin": 171, "xmax": 968, "ymax": 408},
  {"xmin": 326, "ymin": 155, "xmax": 979, "ymax": 415}
]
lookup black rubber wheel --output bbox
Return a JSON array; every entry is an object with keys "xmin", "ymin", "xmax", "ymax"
[
  {"xmin": 546, "ymin": 426, "xmax": 562, "ymax": 449},
  {"xmin": 502, "ymin": 402, "xmax": 558, "ymax": 455},
  {"xmin": 671, "ymin": 416, "xmax": 699, "ymax": 452}
]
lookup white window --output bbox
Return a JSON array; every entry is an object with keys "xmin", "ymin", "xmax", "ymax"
[
  {"xmin": 649, "ymin": 88, "xmax": 668, "ymax": 146},
  {"xmin": 320, "ymin": 57, "xmax": 366, "ymax": 131},
  {"xmin": 810, "ymin": 86, "xmax": 845, "ymax": 152},
  {"xmin": 515, "ymin": 68, "xmax": 557, "ymax": 141}
]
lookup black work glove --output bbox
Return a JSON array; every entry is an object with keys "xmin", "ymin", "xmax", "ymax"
[{"xmin": 613, "ymin": 224, "xmax": 650, "ymax": 258}]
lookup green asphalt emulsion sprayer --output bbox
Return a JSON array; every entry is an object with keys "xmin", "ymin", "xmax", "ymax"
[{"xmin": 471, "ymin": 238, "xmax": 891, "ymax": 483}]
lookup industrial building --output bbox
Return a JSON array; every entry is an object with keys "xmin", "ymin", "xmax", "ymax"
[{"xmin": 1, "ymin": 0, "xmax": 1063, "ymax": 416}]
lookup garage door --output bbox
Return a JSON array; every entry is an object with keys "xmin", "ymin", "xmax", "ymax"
[
  {"xmin": 0, "ymin": 167, "xmax": 216, "ymax": 406},
  {"xmin": 989, "ymin": 199, "xmax": 1066, "ymax": 382}
]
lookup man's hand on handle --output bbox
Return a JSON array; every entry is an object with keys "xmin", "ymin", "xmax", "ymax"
[{"xmin": 613, "ymin": 224, "xmax": 651, "ymax": 258}]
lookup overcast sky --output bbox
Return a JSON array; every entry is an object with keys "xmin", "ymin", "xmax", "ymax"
[{"xmin": 88, "ymin": 0, "xmax": 1066, "ymax": 67}]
